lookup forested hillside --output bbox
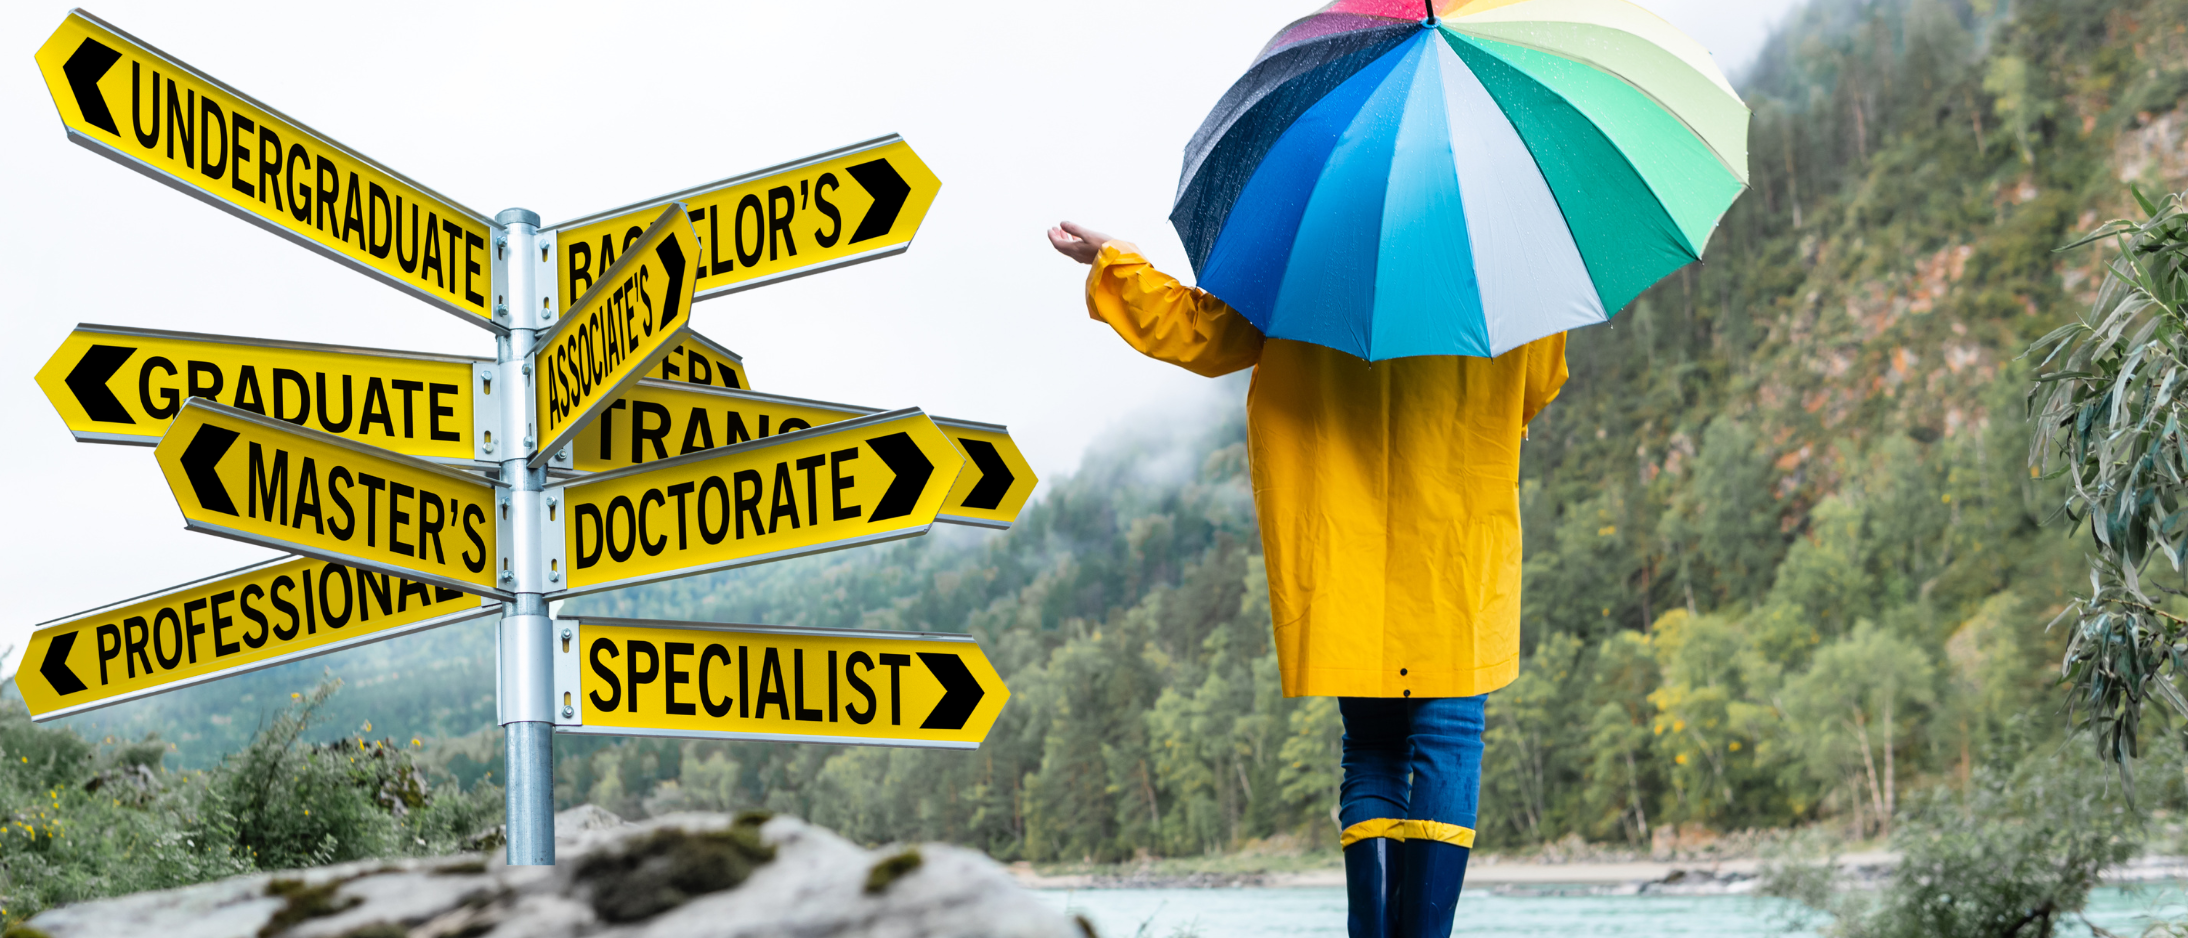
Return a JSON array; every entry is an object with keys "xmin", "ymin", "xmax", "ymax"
[{"xmin": 14, "ymin": 0, "xmax": 2188, "ymax": 864}]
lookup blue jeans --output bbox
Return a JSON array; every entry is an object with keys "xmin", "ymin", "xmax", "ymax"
[{"xmin": 1338, "ymin": 695, "xmax": 1485, "ymax": 845}]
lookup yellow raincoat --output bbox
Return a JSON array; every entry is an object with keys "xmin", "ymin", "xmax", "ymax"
[{"xmin": 1088, "ymin": 243, "xmax": 1567, "ymax": 699}]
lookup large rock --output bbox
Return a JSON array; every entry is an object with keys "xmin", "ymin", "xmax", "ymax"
[{"xmin": 21, "ymin": 808, "xmax": 1083, "ymax": 938}]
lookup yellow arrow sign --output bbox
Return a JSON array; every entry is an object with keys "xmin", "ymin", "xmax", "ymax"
[
  {"xmin": 36, "ymin": 324, "xmax": 487, "ymax": 463},
  {"xmin": 547, "ymin": 409, "xmax": 963, "ymax": 597},
  {"xmin": 548, "ymin": 136, "xmax": 940, "ymax": 313},
  {"xmin": 33, "ymin": 12, "xmax": 501, "ymax": 330},
  {"xmin": 569, "ymin": 382, "xmax": 1038, "ymax": 528},
  {"xmin": 154, "ymin": 398, "xmax": 508, "ymax": 597},
  {"xmin": 646, "ymin": 331, "xmax": 749, "ymax": 391},
  {"xmin": 533, "ymin": 205, "xmax": 698, "ymax": 469},
  {"xmin": 558, "ymin": 617, "xmax": 1009, "ymax": 749},
  {"xmin": 17, "ymin": 556, "xmax": 493, "ymax": 722}
]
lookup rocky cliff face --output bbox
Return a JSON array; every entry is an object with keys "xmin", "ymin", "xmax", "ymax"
[{"xmin": 15, "ymin": 809, "xmax": 1083, "ymax": 938}]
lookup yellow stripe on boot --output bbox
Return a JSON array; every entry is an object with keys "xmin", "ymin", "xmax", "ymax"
[
  {"xmin": 1339, "ymin": 818, "xmax": 1408, "ymax": 848},
  {"xmin": 1400, "ymin": 819, "xmax": 1476, "ymax": 848}
]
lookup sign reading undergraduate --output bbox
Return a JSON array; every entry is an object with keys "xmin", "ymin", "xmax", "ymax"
[
  {"xmin": 547, "ymin": 409, "xmax": 963, "ymax": 597},
  {"xmin": 560, "ymin": 617, "xmax": 1009, "ymax": 749},
  {"xmin": 532, "ymin": 205, "xmax": 698, "ymax": 468},
  {"xmin": 154, "ymin": 398, "xmax": 508, "ymax": 597},
  {"xmin": 19, "ymin": 556, "xmax": 494, "ymax": 721},
  {"xmin": 32, "ymin": 11, "xmax": 501, "ymax": 329}
]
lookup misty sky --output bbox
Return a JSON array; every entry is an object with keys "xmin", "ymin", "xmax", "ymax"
[{"xmin": 0, "ymin": 0, "xmax": 1804, "ymax": 669}]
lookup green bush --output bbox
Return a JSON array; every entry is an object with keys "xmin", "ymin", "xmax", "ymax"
[{"xmin": 0, "ymin": 680, "xmax": 499, "ymax": 928}]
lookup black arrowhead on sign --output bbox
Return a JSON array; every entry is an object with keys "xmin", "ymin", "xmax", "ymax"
[
  {"xmin": 66, "ymin": 344, "xmax": 137, "ymax": 424},
  {"xmin": 653, "ymin": 233, "xmax": 687, "ymax": 328},
  {"xmin": 845, "ymin": 158, "xmax": 911, "ymax": 245},
  {"xmin": 917, "ymin": 652, "xmax": 985, "ymax": 731},
  {"xmin": 957, "ymin": 439, "xmax": 1015, "ymax": 511},
  {"xmin": 865, "ymin": 431, "xmax": 933, "ymax": 523},
  {"xmin": 40, "ymin": 631, "xmax": 89, "ymax": 696},
  {"xmin": 62, "ymin": 38, "xmax": 122, "ymax": 136},
  {"xmin": 181, "ymin": 423, "xmax": 241, "ymax": 515}
]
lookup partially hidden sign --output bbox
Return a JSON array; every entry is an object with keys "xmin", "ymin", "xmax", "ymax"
[
  {"xmin": 573, "ymin": 381, "xmax": 1038, "ymax": 528},
  {"xmin": 154, "ymin": 398, "xmax": 508, "ymax": 597},
  {"xmin": 37, "ymin": 324, "xmax": 484, "ymax": 462},
  {"xmin": 559, "ymin": 617, "xmax": 1008, "ymax": 749},
  {"xmin": 547, "ymin": 409, "xmax": 963, "ymax": 597},
  {"xmin": 533, "ymin": 205, "xmax": 697, "ymax": 469},
  {"xmin": 19, "ymin": 556, "xmax": 494, "ymax": 721},
  {"xmin": 549, "ymin": 135, "xmax": 939, "ymax": 312},
  {"xmin": 647, "ymin": 332, "xmax": 748, "ymax": 391},
  {"xmin": 33, "ymin": 11, "xmax": 501, "ymax": 329}
]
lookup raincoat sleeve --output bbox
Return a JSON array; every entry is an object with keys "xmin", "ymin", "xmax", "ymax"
[
  {"xmin": 1521, "ymin": 332, "xmax": 1569, "ymax": 425},
  {"xmin": 1086, "ymin": 242, "xmax": 1264, "ymax": 378}
]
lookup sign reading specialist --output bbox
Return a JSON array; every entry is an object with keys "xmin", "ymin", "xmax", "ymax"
[
  {"xmin": 574, "ymin": 382, "xmax": 1038, "ymax": 528},
  {"xmin": 33, "ymin": 12, "xmax": 500, "ymax": 328},
  {"xmin": 533, "ymin": 204, "xmax": 697, "ymax": 468},
  {"xmin": 154, "ymin": 399, "xmax": 507, "ymax": 597},
  {"xmin": 548, "ymin": 409, "xmax": 963, "ymax": 597},
  {"xmin": 562, "ymin": 618, "xmax": 1009, "ymax": 749},
  {"xmin": 550, "ymin": 135, "xmax": 940, "ymax": 312},
  {"xmin": 37, "ymin": 324, "xmax": 482, "ymax": 462},
  {"xmin": 19, "ymin": 556, "xmax": 493, "ymax": 721}
]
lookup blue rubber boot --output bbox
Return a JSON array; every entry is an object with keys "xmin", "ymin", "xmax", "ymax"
[
  {"xmin": 1344, "ymin": 837, "xmax": 1404, "ymax": 938},
  {"xmin": 1397, "ymin": 838, "xmax": 1470, "ymax": 938}
]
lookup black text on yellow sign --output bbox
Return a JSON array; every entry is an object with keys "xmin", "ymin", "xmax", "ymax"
[
  {"xmin": 155, "ymin": 399, "xmax": 508, "ymax": 597},
  {"xmin": 36, "ymin": 324, "xmax": 483, "ymax": 462},
  {"xmin": 549, "ymin": 135, "xmax": 940, "ymax": 312},
  {"xmin": 547, "ymin": 409, "xmax": 963, "ymax": 597},
  {"xmin": 561, "ymin": 618, "xmax": 1009, "ymax": 749},
  {"xmin": 645, "ymin": 332, "xmax": 748, "ymax": 392},
  {"xmin": 33, "ymin": 12, "xmax": 500, "ymax": 328},
  {"xmin": 533, "ymin": 205, "xmax": 697, "ymax": 468},
  {"xmin": 18, "ymin": 556, "xmax": 492, "ymax": 722},
  {"xmin": 571, "ymin": 382, "xmax": 1038, "ymax": 529}
]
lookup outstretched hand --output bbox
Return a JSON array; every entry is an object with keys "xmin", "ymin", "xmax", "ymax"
[{"xmin": 1047, "ymin": 221, "xmax": 1129, "ymax": 265}]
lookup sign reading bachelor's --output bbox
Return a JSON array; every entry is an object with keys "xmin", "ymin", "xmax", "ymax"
[
  {"xmin": 19, "ymin": 556, "xmax": 494, "ymax": 721},
  {"xmin": 153, "ymin": 398, "xmax": 508, "ymax": 597},
  {"xmin": 32, "ymin": 11, "xmax": 501, "ymax": 329}
]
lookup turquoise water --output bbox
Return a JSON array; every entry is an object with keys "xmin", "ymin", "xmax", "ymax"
[{"xmin": 1035, "ymin": 884, "xmax": 2188, "ymax": 938}]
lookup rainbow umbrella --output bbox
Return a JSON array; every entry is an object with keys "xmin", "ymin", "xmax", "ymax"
[{"xmin": 1173, "ymin": 0, "xmax": 1749, "ymax": 360}]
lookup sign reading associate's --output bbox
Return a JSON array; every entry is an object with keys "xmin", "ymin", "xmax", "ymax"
[
  {"xmin": 532, "ymin": 204, "xmax": 697, "ymax": 468},
  {"xmin": 153, "ymin": 398, "xmax": 506, "ymax": 597},
  {"xmin": 562, "ymin": 617, "xmax": 1009, "ymax": 749},
  {"xmin": 18, "ymin": 556, "xmax": 493, "ymax": 721},
  {"xmin": 32, "ymin": 12, "xmax": 500, "ymax": 327}
]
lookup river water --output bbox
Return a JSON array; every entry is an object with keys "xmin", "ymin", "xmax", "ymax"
[{"xmin": 1035, "ymin": 884, "xmax": 2188, "ymax": 938}]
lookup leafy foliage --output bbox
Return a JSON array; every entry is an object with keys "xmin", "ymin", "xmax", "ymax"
[{"xmin": 2028, "ymin": 189, "xmax": 2188, "ymax": 772}]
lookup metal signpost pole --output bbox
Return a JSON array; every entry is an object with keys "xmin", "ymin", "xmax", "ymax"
[{"xmin": 494, "ymin": 208, "xmax": 556, "ymax": 865}]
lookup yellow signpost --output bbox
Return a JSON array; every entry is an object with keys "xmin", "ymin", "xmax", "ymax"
[
  {"xmin": 19, "ymin": 556, "xmax": 493, "ymax": 721},
  {"xmin": 558, "ymin": 617, "xmax": 1008, "ymax": 749},
  {"xmin": 548, "ymin": 136, "xmax": 940, "ymax": 312},
  {"xmin": 36, "ymin": 324, "xmax": 487, "ymax": 462},
  {"xmin": 532, "ymin": 205, "xmax": 699, "ymax": 469},
  {"xmin": 32, "ymin": 11, "xmax": 502, "ymax": 329},
  {"xmin": 548, "ymin": 409, "xmax": 963, "ymax": 597},
  {"xmin": 154, "ymin": 398, "xmax": 508, "ymax": 598},
  {"xmin": 24, "ymin": 10, "xmax": 1009, "ymax": 867},
  {"xmin": 572, "ymin": 382, "xmax": 1037, "ymax": 527}
]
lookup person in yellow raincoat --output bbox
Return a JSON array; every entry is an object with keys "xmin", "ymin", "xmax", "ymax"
[{"xmin": 1050, "ymin": 221, "xmax": 1566, "ymax": 938}]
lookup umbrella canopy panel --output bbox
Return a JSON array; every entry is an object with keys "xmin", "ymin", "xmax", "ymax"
[{"xmin": 1174, "ymin": 0, "xmax": 1749, "ymax": 360}]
